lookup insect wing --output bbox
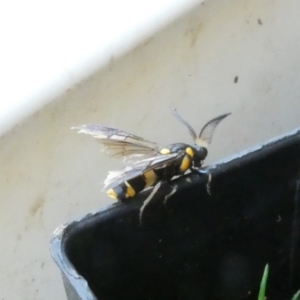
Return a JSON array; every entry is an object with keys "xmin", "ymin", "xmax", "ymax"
[
  {"xmin": 103, "ymin": 152, "xmax": 182, "ymax": 191},
  {"xmin": 72, "ymin": 124, "xmax": 161, "ymax": 159}
]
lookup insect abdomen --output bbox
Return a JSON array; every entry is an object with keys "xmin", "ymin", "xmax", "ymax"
[
  {"xmin": 107, "ymin": 145, "xmax": 194, "ymax": 201},
  {"xmin": 107, "ymin": 169, "xmax": 163, "ymax": 201}
]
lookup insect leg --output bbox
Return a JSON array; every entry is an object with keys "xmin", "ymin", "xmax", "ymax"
[
  {"xmin": 163, "ymin": 184, "xmax": 178, "ymax": 205},
  {"xmin": 197, "ymin": 169, "xmax": 212, "ymax": 195},
  {"xmin": 139, "ymin": 181, "xmax": 162, "ymax": 225}
]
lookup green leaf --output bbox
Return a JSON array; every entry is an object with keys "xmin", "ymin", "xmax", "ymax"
[
  {"xmin": 291, "ymin": 290, "xmax": 300, "ymax": 300},
  {"xmin": 258, "ymin": 264, "xmax": 269, "ymax": 300}
]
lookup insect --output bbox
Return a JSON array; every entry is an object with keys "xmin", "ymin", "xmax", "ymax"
[{"xmin": 73, "ymin": 109, "xmax": 230, "ymax": 222}]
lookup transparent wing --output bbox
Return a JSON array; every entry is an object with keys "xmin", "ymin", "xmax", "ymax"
[
  {"xmin": 103, "ymin": 152, "xmax": 183, "ymax": 191},
  {"xmin": 196, "ymin": 113, "xmax": 231, "ymax": 147},
  {"xmin": 72, "ymin": 124, "xmax": 162, "ymax": 159}
]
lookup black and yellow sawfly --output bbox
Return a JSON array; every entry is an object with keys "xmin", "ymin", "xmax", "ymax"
[{"xmin": 73, "ymin": 108, "xmax": 230, "ymax": 222}]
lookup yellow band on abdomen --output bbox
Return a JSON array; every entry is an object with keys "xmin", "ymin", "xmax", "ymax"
[
  {"xmin": 143, "ymin": 170, "xmax": 157, "ymax": 188},
  {"xmin": 125, "ymin": 181, "xmax": 136, "ymax": 198},
  {"xmin": 107, "ymin": 188, "xmax": 118, "ymax": 199}
]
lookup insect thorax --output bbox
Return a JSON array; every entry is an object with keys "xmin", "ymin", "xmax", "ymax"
[{"xmin": 160, "ymin": 143, "xmax": 207, "ymax": 173}]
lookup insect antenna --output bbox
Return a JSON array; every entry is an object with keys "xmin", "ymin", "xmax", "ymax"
[
  {"xmin": 173, "ymin": 108, "xmax": 197, "ymax": 141},
  {"xmin": 196, "ymin": 113, "xmax": 231, "ymax": 147}
]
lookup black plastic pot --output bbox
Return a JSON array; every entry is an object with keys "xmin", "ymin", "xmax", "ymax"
[{"xmin": 50, "ymin": 130, "xmax": 300, "ymax": 300}]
